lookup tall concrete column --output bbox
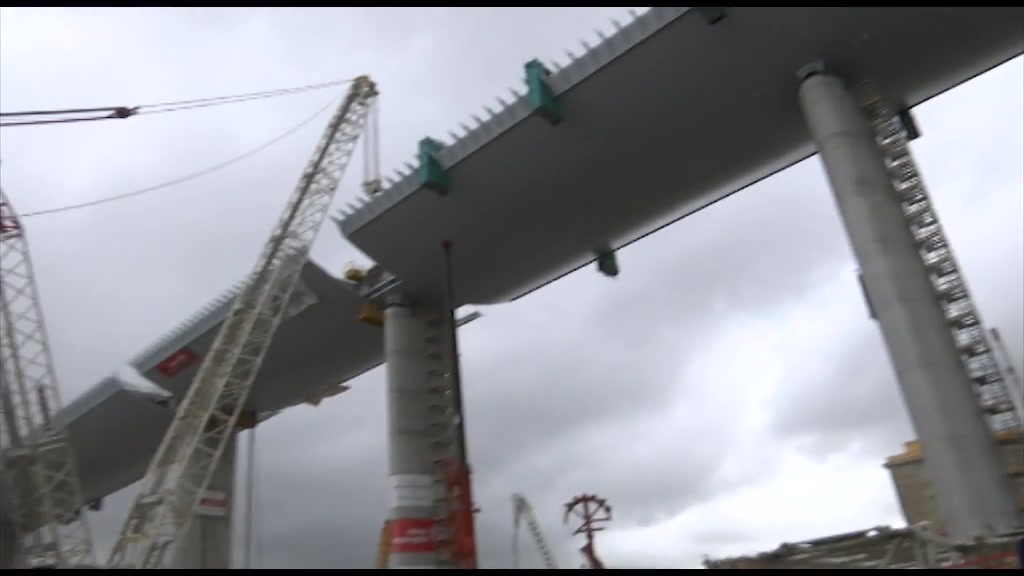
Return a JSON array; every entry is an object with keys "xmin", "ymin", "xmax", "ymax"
[
  {"xmin": 384, "ymin": 304, "xmax": 448, "ymax": 569},
  {"xmin": 173, "ymin": 432, "xmax": 236, "ymax": 569},
  {"xmin": 798, "ymin": 72, "xmax": 1019, "ymax": 539}
]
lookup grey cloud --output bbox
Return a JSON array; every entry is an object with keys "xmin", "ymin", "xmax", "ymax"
[
  {"xmin": 769, "ymin": 321, "xmax": 916, "ymax": 460},
  {"xmin": 2, "ymin": 7, "xmax": 1021, "ymax": 570}
]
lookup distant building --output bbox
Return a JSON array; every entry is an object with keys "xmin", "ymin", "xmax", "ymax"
[
  {"xmin": 884, "ymin": 428, "xmax": 1024, "ymax": 531},
  {"xmin": 704, "ymin": 429, "xmax": 1024, "ymax": 569}
]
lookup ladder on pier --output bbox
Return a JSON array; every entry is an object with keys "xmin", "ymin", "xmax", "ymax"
[{"xmin": 862, "ymin": 95, "xmax": 1021, "ymax": 434}]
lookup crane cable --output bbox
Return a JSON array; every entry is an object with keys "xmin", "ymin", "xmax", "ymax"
[
  {"xmin": 17, "ymin": 96, "xmax": 341, "ymax": 219},
  {"xmin": 0, "ymin": 77, "xmax": 356, "ymax": 127}
]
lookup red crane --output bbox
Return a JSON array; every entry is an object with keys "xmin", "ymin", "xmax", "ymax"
[{"xmin": 564, "ymin": 494, "xmax": 612, "ymax": 569}]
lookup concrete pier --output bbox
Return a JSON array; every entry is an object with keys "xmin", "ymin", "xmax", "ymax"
[
  {"xmin": 798, "ymin": 72, "xmax": 1020, "ymax": 539},
  {"xmin": 384, "ymin": 304, "xmax": 450, "ymax": 568}
]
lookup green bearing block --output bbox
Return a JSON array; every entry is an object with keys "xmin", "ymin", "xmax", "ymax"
[
  {"xmin": 418, "ymin": 137, "xmax": 447, "ymax": 194},
  {"xmin": 525, "ymin": 59, "xmax": 562, "ymax": 125}
]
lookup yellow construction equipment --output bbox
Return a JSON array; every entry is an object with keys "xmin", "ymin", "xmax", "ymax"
[
  {"xmin": 358, "ymin": 300, "xmax": 383, "ymax": 327},
  {"xmin": 344, "ymin": 265, "xmax": 366, "ymax": 283},
  {"xmin": 376, "ymin": 520, "xmax": 391, "ymax": 569}
]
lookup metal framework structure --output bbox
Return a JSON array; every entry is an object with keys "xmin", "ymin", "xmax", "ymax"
[
  {"xmin": 105, "ymin": 75, "xmax": 379, "ymax": 568},
  {"xmin": 861, "ymin": 88, "xmax": 1021, "ymax": 433},
  {"xmin": 703, "ymin": 525, "xmax": 1024, "ymax": 569},
  {"xmin": 0, "ymin": 189, "xmax": 96, "ymax": 568},
  {"xmin": 990, "ymin": 327, "xmax": 1024, "ymax": 425},
  {"xmin": 512, "ymin": 493, "xmax": 559, "ymax": 569}
]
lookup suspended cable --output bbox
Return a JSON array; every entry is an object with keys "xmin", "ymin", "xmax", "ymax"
[
  {"xmin": 139, "ymin": 77, "xmax": 355, "ymax": 112},
  {"xmin": 0, "ymin": 107, "xmax": 139, "ymax": 127},
  {"xmin": 0, "ymin": 77, "xmax": 355, "ymax": 127},
  {"xmin": 0, "ymin": 106, "xmax": 126, "ymax": 117},
  {"xmin": 0, "ymin": 115, "xmax": 115, "ymax": 128},
  {"xmin": 19, "ymin": 97, "xmax": 338, "ymax": 218}
]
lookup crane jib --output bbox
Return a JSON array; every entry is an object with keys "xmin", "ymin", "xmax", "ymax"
[{"xmin": 105, "ymin": 76, "xmax": 378, "ymax": 569}]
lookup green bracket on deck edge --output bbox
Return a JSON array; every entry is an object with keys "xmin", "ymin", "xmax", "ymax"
[
  {"xmin": 596, "ymin": 249, "xmax": 619, "ymax": 278},
  {"xmin": 418, "ymin": 137, "xmax": 447, "ymax": 194},
  {"xmin": 525, "ymin": 59, "xmax": 562, "ymax": 125}
]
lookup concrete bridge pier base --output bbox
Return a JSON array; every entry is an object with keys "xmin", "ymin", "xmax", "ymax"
[{"xmin": 383, "ymin": 303, "xmax": 453, "ymax": 569}]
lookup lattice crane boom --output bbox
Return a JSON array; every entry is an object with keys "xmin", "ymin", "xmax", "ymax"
[
  {"xmin": 106, "ymin": 76, "xmax": 378, "ymax": 569},
  {"xmin": 512, "ymin": 493, "xmax": 559, "ymax": 570},
  {"xmin": 0, "ymin": 189, "xmax": 97, "ymax": 568}
]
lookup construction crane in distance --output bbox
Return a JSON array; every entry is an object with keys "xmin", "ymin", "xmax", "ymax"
[
  {"xmin": 0, "ymin": 189, "xmax": 97, "ymax": 568},
  {"xmin": 106, "ymin": 75, "xmax": 379, "ymax": 568},
  {"xmin": 512, "ymin": 493, "xmax": 559, "ymax": 569}
]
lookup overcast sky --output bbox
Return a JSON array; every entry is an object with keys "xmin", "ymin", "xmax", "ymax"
[{"xmin": 1, "ymin": 7, "xmax": 1021, "ymax": 570}]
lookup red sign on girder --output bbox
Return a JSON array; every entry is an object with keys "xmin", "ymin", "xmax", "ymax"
[{"xmin": 156, "ymin": 348, "xmax": 198, "ymax": 378}]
